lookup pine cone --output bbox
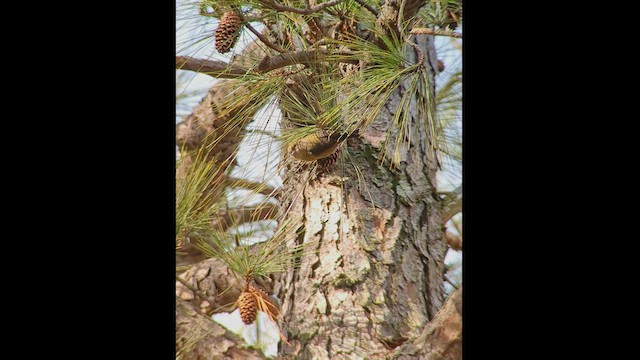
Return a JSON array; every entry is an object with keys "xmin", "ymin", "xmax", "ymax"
[
  {"xmin": 238, "ymin": 290, "xmax": 257, "ymax": 324},
  {"xmin": 215, "ymin": 11, "xmax": 243, "ymax": 54},
  {"xmin": 317, "ymin": 146, "xmax": 341, "ymax": 171}
]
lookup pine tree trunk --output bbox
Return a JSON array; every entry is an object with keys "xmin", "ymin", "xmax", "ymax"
[{"xmin": 274, "ymin": 35, "xmax": 449, "ymax": 359}]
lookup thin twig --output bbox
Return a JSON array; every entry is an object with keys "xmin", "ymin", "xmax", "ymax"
[
  {"xmin": 410, "ymin": 27, "xmax": 462, "ymax": 38},
  {"xmin": 225, "ymin": 176, "xmax": 278, "ymax": 197},
  {"xmin": 353, "ymin": 0, "xmax": 378, "ymax": 16},
  {"xmin": 176, "ymin": 56, "xmax": 248, "ymax": 78},
  {"xmin": 444, "ymin": 274, "xmax": 459, "ymax": 290},
  {"xmin": 259, "ymin": 0, "xmax": 346, "ymax": 15},
  {"xmin": 245, "ymin": 22, "xmax": 287, "ymax": 53},
  {"xmin": 242, "ymin": 129, "xmax": 280, "ymax": 139}
]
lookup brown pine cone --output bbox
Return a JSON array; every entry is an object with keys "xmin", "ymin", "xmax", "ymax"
[
  {"xmin": 317, "ymin": 146, "xmax": 341, "ymax": 171},
  {"xmin": 237, "ymin": 290, "xmax": 257, "ymax": 324},
  {"xmin": 215, "ymin": 11, "xmax": 243, "ymax": 54}
]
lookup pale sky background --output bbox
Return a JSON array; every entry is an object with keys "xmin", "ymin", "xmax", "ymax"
[{"xmin": 176, "ymin": 2, "xmax": 461, "ymax": 355}]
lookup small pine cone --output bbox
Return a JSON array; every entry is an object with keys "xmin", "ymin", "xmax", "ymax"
[
  {"xmin": 436, "ymin": 59, "xmax": 445, "ymax": 73},
  {"xmin": 215, "ymin": 11, "xmax": 243, "ymax": 54},
  {"xmin": 317, "ymin": 147, "xmax": 341, "ymax": 170},
  {"xmin": 238, "ymin": 290, "xmax": 257, "ymax": 324}
]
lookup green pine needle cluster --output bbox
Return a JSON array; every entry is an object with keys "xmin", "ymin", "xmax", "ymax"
[
  {"xmin": 416, "ymin": 0, "xmax": 462, "ymax": 30},
  {"xmin": 195, "ymin": 215, "xmax": 308, "ymax": 280},
  {"xmin": 176, "ymin": 149, "xmax": 225, "ymax": 248}
]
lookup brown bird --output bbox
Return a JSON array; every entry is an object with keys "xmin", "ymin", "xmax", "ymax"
[{"xmin": 289, "ymin": 130, "xmax": 343, "ymax": 161}]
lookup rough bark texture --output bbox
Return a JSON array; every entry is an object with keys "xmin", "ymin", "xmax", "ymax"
[
  {"xmin": 395, "ymin": 288, "xmax": 462, "ymax": 360},
  {"xmin": 177, "ymin": 258, "xmax": 245, "ymax": 314},
  {"xmin": 273, "ymin": 34, "xmax": 449, "ymax": 359}
]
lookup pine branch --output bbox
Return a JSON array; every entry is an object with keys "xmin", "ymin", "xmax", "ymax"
[
  {"xmin": 258, "ymin": 0, "xmax": 346, "ymax": 15},
  {"xmin": 179, "ymin": 49, "xmax": 359, "ymax": 77},
  {"xmin": 176, "ymin": 56, "xmax": 249, "ymax": 78},
  {"xmin": 244, "ymin": 21, "xmax": 287, "ymax": 53},
  {"xmin": 225, "ymin": 177, "xmax": 278, "ymax": 197},
  {"xmin": 256, "ymin": 49, "xmax": 358, "ymax": 73},
  {"xmin": 242, "ymin": 129, "xmax": 279, "ymax": 140},
  {"xmin": 410, "ymin": 27, "xmax": 462, "ymax": 38}
]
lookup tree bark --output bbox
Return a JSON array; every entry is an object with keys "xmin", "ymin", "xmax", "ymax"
[
  {"xmin": 176, "ymin": 298, "xmax": 265, "ymax": 360},
  {"xmin": 273, "ymin": 34, "xmax": 450, "ymax": 359},
  {"xmin": 394, "ymin": 287, "xmax": 462, "ymax": 360},
  {"xmin": 177, "ymin": 258, "xmax": 245, "ymax": 314}
]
